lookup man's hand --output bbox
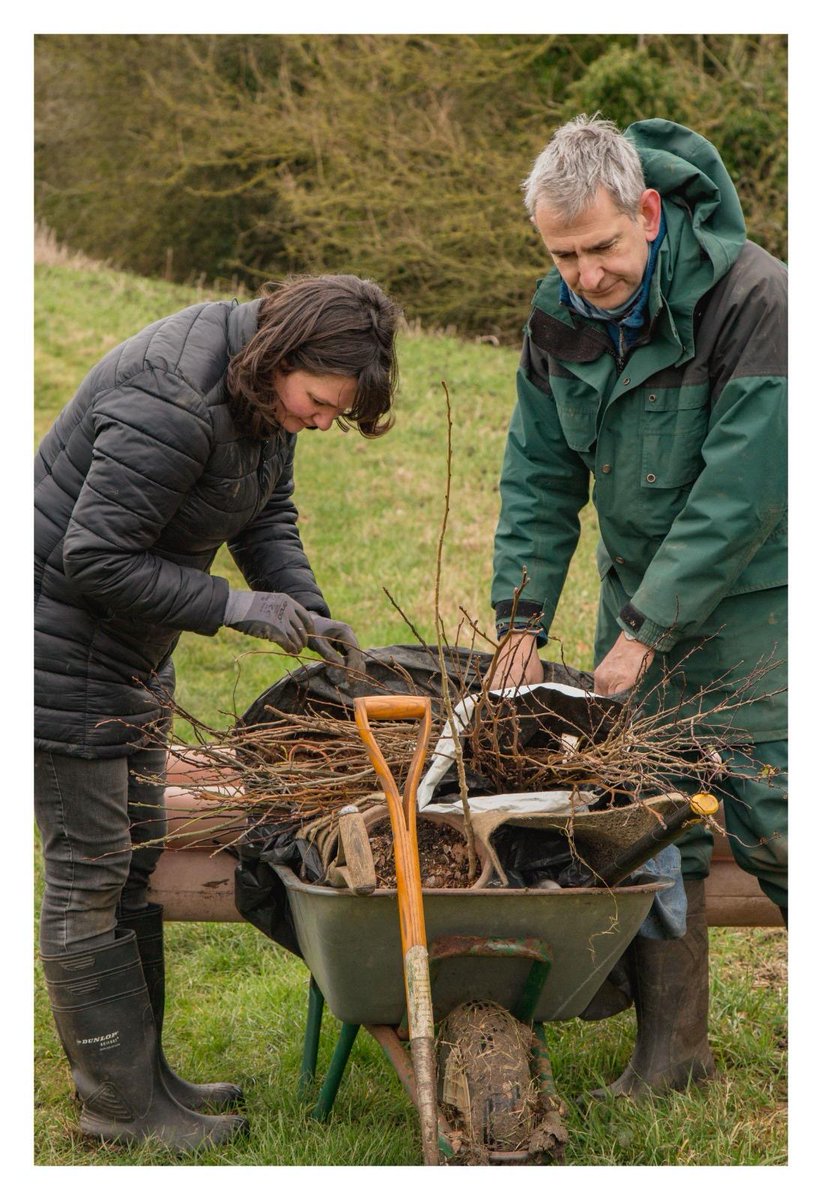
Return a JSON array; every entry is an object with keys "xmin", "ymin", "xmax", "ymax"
[
  {"xmin": 486, "ymin": 631, "xmax": 544, "ymax": 691},
  {"xmin": 594, "ymin": 632, "xmax": 655, "ymax": 696}
]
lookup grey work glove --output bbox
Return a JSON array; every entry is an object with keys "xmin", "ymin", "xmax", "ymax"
[
  {"xmin": 306, "ymin": 615, "xmax": 366, "ymax": 679},
  {"xmin": 223, "ymin": 589, "xmax": 314, "ymax": 654}
]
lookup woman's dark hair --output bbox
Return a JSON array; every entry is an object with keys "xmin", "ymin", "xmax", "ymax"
[{"xmin": 227, "ymin": 274, "xmax": 401, "ymax": 439}]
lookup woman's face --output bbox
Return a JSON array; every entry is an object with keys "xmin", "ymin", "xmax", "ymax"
[{"xmin": 272, "ymin": 369, "xmax": 357, "ymax": 433}]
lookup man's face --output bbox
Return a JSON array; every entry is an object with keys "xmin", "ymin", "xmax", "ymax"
[
  {"xmin": 534, "ymin": 186, "xmax": 661, "ymax": 309},
  {"xmin": 272, "ymin": 369, "xmax": 357, "ymax": 433}
]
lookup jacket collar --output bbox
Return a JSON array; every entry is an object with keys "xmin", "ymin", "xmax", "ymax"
[{"xmin": 227, "ymin": 298, "xmax": 263, "ymax": 358}]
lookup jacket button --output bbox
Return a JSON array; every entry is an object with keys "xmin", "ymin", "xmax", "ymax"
[
  {"xmin": 648, "ymin": 393, "xmax": 657, "ymax": 402},
  {"xmin": 615, "ymin": 555, "xmax": 625, "ymax": 564},
  {"xmin": 623, "ymin": 377, "xmax": 631, "ymax": 385},
  {"xmin": 601, "ymin": 463, "xmax": 611, "ymax": 474},
  {"xmin": 646, "ymin": 473, "xmax": 657, "ymax": 483}
]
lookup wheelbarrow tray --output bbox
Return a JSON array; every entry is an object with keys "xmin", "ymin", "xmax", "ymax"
[{"xmin": 275, "ymin": 866, "xmax": 671, "ymax": 1025}]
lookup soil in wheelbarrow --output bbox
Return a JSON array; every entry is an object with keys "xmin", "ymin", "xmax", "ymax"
[{"xmin": 370, "ymin": 819, "xmax": 475, "ymax": 889}]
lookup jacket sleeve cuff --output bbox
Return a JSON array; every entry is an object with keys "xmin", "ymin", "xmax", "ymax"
[
  {"xmin": 617, "ymin": 603, "xmax": 677, "ymax": 652},
  {"xmin": 494, "ymin": 599, "xmax": 548, "ymax": 647}
]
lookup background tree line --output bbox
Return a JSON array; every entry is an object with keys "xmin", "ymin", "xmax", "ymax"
[{"xmin": 35, "ymin": 33, "xmax": 787, "ymax": 342}]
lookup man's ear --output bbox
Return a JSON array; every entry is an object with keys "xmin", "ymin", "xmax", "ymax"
[{"xmin": 639, "ymin": 188, "xmax": 662, "ymax": 241}]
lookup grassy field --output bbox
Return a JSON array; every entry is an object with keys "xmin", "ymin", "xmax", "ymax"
[{"xmin": 33, "ymin": 260, "xmax": 787, "ymax": 1168}]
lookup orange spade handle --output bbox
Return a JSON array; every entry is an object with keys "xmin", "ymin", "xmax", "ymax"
[
  {"xmin": 354, "ymin": 694, "xmax": 441, "ymax": 1165},
  {"xmin": 353, "ymin": 695, "xmax": 432, "ymax": 955}
]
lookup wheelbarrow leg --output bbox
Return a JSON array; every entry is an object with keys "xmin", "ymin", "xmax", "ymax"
[
  {"xmin": 530, "ymin": 1023, "xmax": 568, "ymax": 1164},
  {"xmin": 299, "ymin": 975, "xmax": 325, "ymax": 1098},
  {"xmin": 366, "ymin": 1024, "xmax": 458, "ymax": 1161},
  {"xmin": 512, "ymin": 961, "xmax": 552, "ymax": 1025},
  {"xmin": 531, "ymin": 1023, "xmax": 561, "ymax": 1101},
  {"xmin": 311, "ymin": 1022, "xmax": 360, "ymax": 1122}
]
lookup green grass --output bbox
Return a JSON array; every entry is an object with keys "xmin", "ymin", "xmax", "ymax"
[
  {"xmin": 33, "ymin": 912, "xmax": 786, "ymax": 1166},
  {"xmin": 33, "ymin": 260, "xmax": 787, "ymax": 1166}
]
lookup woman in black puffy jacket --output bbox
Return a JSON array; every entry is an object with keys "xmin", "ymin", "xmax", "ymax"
[{"xmin": 34, "ymin": 273, "xmax": 400, "ymax": 1151}]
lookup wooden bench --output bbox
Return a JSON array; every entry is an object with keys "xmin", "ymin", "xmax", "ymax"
[{"xmin": 148, "ymin": 751, "xmax": 782, "ymax": 928}]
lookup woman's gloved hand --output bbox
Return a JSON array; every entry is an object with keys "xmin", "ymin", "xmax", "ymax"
[
  {"xmin": 223, "ymin": 589, "xmax": 313, "ymax": 654},
  {"xmin": 306, "ymin": 615, "xmax": 366, "ymax": 679}
]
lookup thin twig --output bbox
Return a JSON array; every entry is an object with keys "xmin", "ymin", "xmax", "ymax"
[{"xmin": 433, "ymin": 380, "xmax": 478, "ymax": 879}]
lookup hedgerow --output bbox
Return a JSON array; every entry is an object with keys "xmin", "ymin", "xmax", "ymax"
[{"xmin": 35, "ymin": 34, "xmax": 786, "ymax": 341}]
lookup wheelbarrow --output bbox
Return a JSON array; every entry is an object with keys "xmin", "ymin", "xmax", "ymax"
[{"xmin": 279, "ymin": 694, "xmax": 687, "ymax": 1166}]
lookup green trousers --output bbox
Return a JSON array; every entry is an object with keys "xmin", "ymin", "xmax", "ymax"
[
  {"xmin": 674, "ymin": 741, "xmax": 787, "ymax": 909},
  {"xmin": 595, "ymin": 572, "xmax": 788, "ymax": 910}
]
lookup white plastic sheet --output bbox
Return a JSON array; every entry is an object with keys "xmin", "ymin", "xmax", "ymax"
[{"xmin": 417, "ymin": 682, "xmax": 602, "ymax": 812}]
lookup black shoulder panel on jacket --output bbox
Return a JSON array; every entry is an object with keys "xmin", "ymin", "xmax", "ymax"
[
  {"xmin": 698, "ymin": 241, "xmax": 787, "ymax": 399},
  {"xmin": 528, "ymin": 306, "xmax": 613, "ymax": 364}
]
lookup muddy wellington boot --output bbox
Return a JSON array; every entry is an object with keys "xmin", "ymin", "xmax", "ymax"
[
  {"xmin": 117, "ymin": 903, "xmax": 244, "ymax": 1113},
  {"xmin": 590, "ymin": 879, "xmax": 715, "ymax": 1100},
  {"xmin": 42, "ymin": 930, "xmax": 248, "ymax": 1150}
]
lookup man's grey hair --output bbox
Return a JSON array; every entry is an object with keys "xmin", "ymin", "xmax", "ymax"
[{"xmin": 522, "ymin": 113, "xmax": 646, "ymax": 221}]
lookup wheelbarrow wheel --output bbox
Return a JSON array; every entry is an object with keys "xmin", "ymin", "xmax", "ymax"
[{"xmin": 436, "ymin": 1001, "xmax": 538, "ymax": 1163}]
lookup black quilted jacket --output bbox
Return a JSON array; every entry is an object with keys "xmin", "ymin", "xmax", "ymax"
[{"xmin": 34, "ymin": 298, "xmax": 330, "ymax": 757}]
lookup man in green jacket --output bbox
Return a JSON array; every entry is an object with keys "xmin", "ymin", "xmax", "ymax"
[{"xmin": 490, "ymin": 115, "xmax": 787, "ymax": 1098}]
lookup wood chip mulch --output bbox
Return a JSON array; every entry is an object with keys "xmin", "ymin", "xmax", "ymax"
[{"xmin": 369, "ymin": 818, "xmax": 475, "ymax": 889}]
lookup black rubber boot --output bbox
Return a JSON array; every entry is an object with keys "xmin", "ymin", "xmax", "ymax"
[
  {"xmin": 42, "ymin": 930, "xmax": 249, "ymax": 1150},
  {"xmin": 116, "ymin": 903, "xmax": 244, "ymax": 1113},
  {"xmin": 590, "ymin": 879, "xmax": 716, "ymax": 1100},
  {"xmin": 576, "ymin": 955, "xmax": 633, "ymax": 1021}
]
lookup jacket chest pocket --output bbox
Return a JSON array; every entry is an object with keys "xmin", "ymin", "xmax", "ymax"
[
  {"xmin": 554, "ymin": 388, "xmax": 599, "ymax": 453},
  {"xmin": 640, "ymin": 385, "xmax": 709, "ymax": 489}
]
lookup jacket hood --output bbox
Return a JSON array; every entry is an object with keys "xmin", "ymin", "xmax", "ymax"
[{"xmin": 625, "ymin": 119, "xmax": 747, "ymax": 285}]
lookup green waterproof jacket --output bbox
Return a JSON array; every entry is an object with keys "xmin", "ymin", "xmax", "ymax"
[{"xmin": 492, "ymin": 120, "xmax": 787, "ymax": 741}]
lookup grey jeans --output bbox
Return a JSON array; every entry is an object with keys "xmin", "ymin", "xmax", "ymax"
[{"xmin": 34, "ymin": 742, "xmax": 168, "ymax": 957}]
